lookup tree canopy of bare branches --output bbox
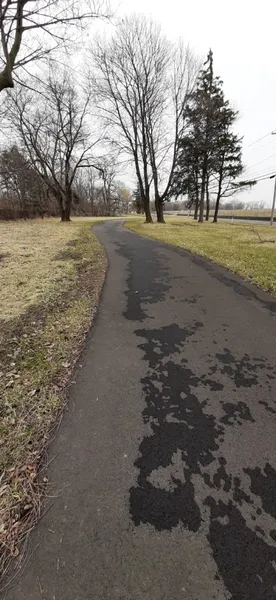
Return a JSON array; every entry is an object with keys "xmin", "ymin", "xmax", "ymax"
[
  {"xmin": 90, "ymin": 14, "xmax": 198, "ymax": 222},
  {"xmin": 0, "ymin": 0, "xmax": 108, "ymax": 92},
  {"xmin": 7, "ymin": 68, "xmax": 100, "ymax": 220}
]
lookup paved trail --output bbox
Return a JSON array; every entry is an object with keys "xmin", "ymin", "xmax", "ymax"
[{"xmin": 5, "ymin": 221, "xmax": 276, "ymax": 600}]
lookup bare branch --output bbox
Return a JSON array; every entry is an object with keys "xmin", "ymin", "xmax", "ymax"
[{"xmin": 0, "ymin": 0, "xmax": 110, "ymax": 91}]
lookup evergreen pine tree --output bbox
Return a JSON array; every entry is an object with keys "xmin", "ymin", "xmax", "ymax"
[{"xmin": 172, "ymin": 50, "xmax": 244, "ymax": 222}]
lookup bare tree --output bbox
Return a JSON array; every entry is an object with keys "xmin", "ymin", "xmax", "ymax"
[
  {"xmin": 0, "ymin": 0, "xmax": 108, "ymax": 92},
  {"xmin": 75, "ymin": 166, "xmax": 98, "ymax": 215},
  {"xmin": 116, "ymin": 182, "xmax": 132, "ymax": 214},
  {"xmin": 90, "ymin": 16, "xmax": 154, "ymax": 222},
  {"xmin": 0, "ymin": 144, "xmax": 53, "ymax": 218},
  {"xmin": 7, "ymin": 68, "xmax": 100, "ymax": 220},
  {"xmin": 146, "ymin": 43, "xmax": 198, "ymax": 222},
  {"xmin": 72, "ymin": 164, "xmax": 131, "ymax": 216},
  {"xmin": 98, "ymin": 154, "xmax": 119, "ymax": 216},
  {"xmin": 90, "ymin": 15, "xmax": 197, "ymax": 223}
]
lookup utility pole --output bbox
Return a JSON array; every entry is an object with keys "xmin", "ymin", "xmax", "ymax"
[{"xmin": 271, "ymin": 132, "xmax": 276, "ymax": 225}]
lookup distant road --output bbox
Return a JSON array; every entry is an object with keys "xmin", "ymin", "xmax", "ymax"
[
  {"xmin": 172, "ymin": 213, "xmax": 275, "ymax": 225},
  {"xmin": 219, "ymin": 217, "xmax": 274, "ymax": 225}
]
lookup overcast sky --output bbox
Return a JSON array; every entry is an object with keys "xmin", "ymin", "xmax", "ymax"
[{"xmin": 102, "ymin": 0, "xmax": 276, "ymax": 206}]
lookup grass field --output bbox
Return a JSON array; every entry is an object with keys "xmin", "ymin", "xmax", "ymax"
[
  {"xmin": 166, "ymin": 209, "xmax": 273, "ymax": 218},
  {"xmin": 0, "ymin": 217, "xmax": 107, "ymax": 577},
  {"xmin": 125, "ymin": 218, "xmax": 276, "ymax": 296},
  {"xmin": 210, "ymin": 209, "xmax": 272, "ymax": 218}
]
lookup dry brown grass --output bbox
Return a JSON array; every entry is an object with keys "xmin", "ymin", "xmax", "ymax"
[
  {"xmin": 0, "ymin": 218, "xmax": 107, "ymax": 582},
  {"xmin": 0, "ymin": 218, "xmax": 100, "ymax": 321}
]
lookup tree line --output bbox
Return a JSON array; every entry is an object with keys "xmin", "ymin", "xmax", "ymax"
[
  {"xmin": 0, "ymin": 8, "xmax": 249, "ymax": 223},
  {"xmin": 0, "ymin": 143, "xmax": 132, "ymax": 220}
]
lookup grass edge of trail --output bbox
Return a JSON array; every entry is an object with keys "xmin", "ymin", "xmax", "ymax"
[
  {"xmin": 124, "ymin": 219, "xmax": 276, "ymax": 297},
  {"xmin": 0, "ymin": 222, "xmax": 107, "ymax": 583}
]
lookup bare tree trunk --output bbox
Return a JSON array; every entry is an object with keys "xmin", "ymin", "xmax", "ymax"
[
  {"xmin": 192, "ymin": 183, "xmax": 199, "ymax": 220},
  {"xmin": 213, "ymin": 170, "xmax": 223, "ymax": 223},
  {"xmin": 56, "ymin": 196, "xmax": 71, "ymax": 221},
  {"xmin": 155, "ymin": 200, "xmax": 160, "ymax": 222},
  {"xmin": 198, "ymin": 153, "xmax": 207, "ymax": 222},
  {"xmin": 55, "ymin": 192, "xmax": 65, "ymax": 222},
  {"xmin": 144, "ymin": 202, "xmax": 152, "ymax": 223},
  {"xmin": 59, "ymin": 190, "xmax": 72, "ymax": 222},
  {"xmin": 63, "ymin": 204, "xmax": 71, "ymax": 222},
  {"xmin": 205, "ymin": 175, "xmax": 210, "ymax": 221},
  {"xmin": 148, "ymin": 128, "xmax": 165, "ymax": 223},
  {"xmin": 133, "ymin": 153, "xmax": 152, "ymax": 223},
  {"xmin": 213, "ymin": 192, "xmax": 220, "ymax": 223},
  {"xmin": 198, "ymin": 178, "xmax": 205, "ymax": 222},
  {"xmin": 213, "ymin": 155, "xmax": 225, "ymax": 223},
  {"xmin": 60, "ymin": 204, "xmax": 71, "ymax": 221},
  {"xmin": 193, "ymin": 198, "xmax": 199, "ymax": 220},
  {"xmin": 143, "ymin": 164, "xmax": 152, "ymax": 223},
  {"xmin": 144, "ymin": 192, "xmax": 153, "ymax": 223},
  {"xmin": 155, "ymin": 197, "xmax": 165, "ymax": 223}
]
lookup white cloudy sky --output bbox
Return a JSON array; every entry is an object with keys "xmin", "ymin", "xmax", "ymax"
[{"xmin": 95, "ymin": 0, "xmax": 276, "ymax": 206}]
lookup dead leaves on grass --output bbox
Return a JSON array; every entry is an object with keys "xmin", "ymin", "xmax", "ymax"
[{"xmin": 0, "ymin": 462, "xmax": 42, "ymax": 570}]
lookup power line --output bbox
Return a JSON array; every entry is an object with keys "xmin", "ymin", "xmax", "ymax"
[
  {"xmin": 249, "ymin": 173, "xmax": 276, "ymax": 183},
  {"xmin": 208, "ymin": 172, "xmax": 276, "ymax": 193},
  {"xmin": 240, "ymin": 168, "xmax": 276, "ymax": 180},
  {"xmin": 247, "ymin": 132, "xmax": 273, "ymax": 148},
  {"xmin": 243, "ymin": 151, "xmax": 276, "ymax": 173},
  {"xmin": 247, "ymin": 139, "xmax": 276, "ymax": 153},
  {"xmin": 208, "ymin": 168, "xmax": 275, "ymax": 189}
]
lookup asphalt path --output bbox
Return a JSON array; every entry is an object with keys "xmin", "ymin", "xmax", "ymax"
[{"xmin": 4, "ymin": 221, "xmax": 276, "ymax": 600}]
